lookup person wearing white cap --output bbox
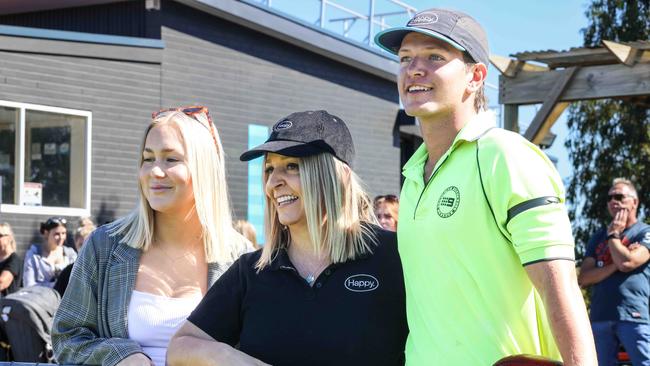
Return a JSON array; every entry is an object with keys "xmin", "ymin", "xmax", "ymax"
[{"xmin": 375, "ymin": 8, "xmax": 597, "ymax": 366}]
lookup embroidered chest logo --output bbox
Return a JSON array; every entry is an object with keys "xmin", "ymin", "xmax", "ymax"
[
  {"xmin": 436, "ymin": 186, "xmax": 460, "ymax": 218},
  {"xmin": 344, "ymin": 274, "xmax": 379, "ymax": 292}
]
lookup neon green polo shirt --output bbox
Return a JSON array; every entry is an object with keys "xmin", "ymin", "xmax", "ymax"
[{"xmin": 398, "ymin": 112, "xmax": 575, "ymax": 365}]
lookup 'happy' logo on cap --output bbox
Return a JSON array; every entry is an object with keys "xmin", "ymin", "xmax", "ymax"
[
  {"xmin": 409, "ymin": 13, "xmax": 438, "ymax": 26},
  {"xmin": 274, "ymin": 120, "xmax": 293, "ymax": 131}
]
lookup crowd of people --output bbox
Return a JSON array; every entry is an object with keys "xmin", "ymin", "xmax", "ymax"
[{"xmin": 2, "ymin": 6, "xmax": 648, "ymax": 366}]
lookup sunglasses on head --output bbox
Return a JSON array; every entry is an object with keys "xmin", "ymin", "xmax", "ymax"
[
  {"xmin": 0, "ymin": 233, "xmax": 10, "ymax": 238},
  {"xmin": 45, "ymin": 217, "xmax": 67, "ymax": 226},
  {"xmin": 608, "ymin": 194, "xmax": 630, "ymax": 202},
  {"xmin": 152, "ymin": 106, "xmax": 218, "ymax": 147}
]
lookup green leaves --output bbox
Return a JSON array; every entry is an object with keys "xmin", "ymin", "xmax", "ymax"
[{"xmin": 567, "ymin": 0, "xmax": 649, "ymax": 259}]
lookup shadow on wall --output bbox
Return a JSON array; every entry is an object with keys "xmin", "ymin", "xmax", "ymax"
[{"xmin": 96, "ymin": 196, "xmax": 119, "ymax": 226}]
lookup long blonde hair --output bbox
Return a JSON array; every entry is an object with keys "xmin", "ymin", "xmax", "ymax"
[
  {"xmin": 109, "ymin": 110, "xmax": 239, "ymax": 263},
  {"xmin": 256, "ymin": 153, "xmax": 378, "ymax": 270}
]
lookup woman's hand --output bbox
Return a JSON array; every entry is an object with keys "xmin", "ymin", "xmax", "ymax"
[{"xmin": 116, "ymin": 353, "xmax": 154, "ymax": 366}]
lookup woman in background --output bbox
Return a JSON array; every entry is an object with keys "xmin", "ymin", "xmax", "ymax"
[
  {"xmin": 23, "ymin": 217, "xmax": 77, "ymax": 288},
  {"xmin": 373, "ymin": 194, "xmax": 399, "ymax": 232},
  {"xmin": 234, "ymin": 220, "xmax": 259, "ymax": 249},
  {"xmin": 0, "ymin": 222, "xmax": 21, "ymax": 296},
  {"xmin": 52, "ymin": 106, "xmax": 251, "ymax": 366}
]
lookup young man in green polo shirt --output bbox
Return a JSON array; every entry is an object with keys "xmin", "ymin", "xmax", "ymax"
[{"xmin": 375, "ymin": 8, "xmax": 596, "ymax": 366}]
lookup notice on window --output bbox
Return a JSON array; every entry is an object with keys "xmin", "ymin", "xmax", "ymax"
[
  {"xmin": 23, "ymin": 182, "xmax": 42, "ymax": 206},
  {"xmin": 44, "ymin": 143, "xmax": 56, "ymax": 155},
  {"xmin": 31, "ymin": 143, "xmax": 41, "ymax": 160}
]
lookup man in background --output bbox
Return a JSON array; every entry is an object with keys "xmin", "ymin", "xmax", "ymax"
[{"xmin": 579, "ymin": 178, "xmax": 650, "ymax": 366}]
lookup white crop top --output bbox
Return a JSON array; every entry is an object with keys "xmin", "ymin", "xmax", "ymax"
[{"xmin": 127, "ymin": 290, "xmax": 202, "ymax": 366}]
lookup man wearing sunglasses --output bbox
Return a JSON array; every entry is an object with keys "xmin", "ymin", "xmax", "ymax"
[{"xmin": 579, "ymin": 178, "xmax": 650, "ymax": 365}]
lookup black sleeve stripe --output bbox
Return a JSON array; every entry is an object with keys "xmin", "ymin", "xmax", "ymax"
[
  {"xmin": 522, "ymin": 257, "xmax": 575, "ymax": 266},
  {"xmin": 506, "ymin": 196, "xmax": 561, "ymax": 225}
]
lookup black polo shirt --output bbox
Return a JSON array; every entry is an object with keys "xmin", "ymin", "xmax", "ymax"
[{"xmin": 188, "ymin": 225, "xmax": 407, "ymax": 366}]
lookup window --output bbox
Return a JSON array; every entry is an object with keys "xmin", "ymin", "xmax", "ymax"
[
  {"xmin": 247, "ymin": 124, "xmax": 268, "ymax": 245},
  {"xmin": 0, "ymin": 101, "xmax": 91, "ymax": 216}
]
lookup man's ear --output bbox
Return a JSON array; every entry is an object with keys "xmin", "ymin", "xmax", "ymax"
[{"xmin": 467, "ymin": 63, "xmax": 488, "ymax": 93}]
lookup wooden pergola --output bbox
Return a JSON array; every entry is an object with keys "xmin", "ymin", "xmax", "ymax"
[{"xmin": 491, "ymin": 40, "xmax": 650, "ymax": 145}]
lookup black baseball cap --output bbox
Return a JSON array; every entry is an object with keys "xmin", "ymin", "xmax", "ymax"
[
  {"xmin": 374, "ymin": 8, "xmax": 489, "ymax": 66},
  {"xmin": 239, "ymin": 110, "xmax": 355, "ymax": 167}
]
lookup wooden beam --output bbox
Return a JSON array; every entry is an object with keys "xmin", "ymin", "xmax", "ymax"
[
  {"xmin": 603, "ymin": 40, "xmax": 639, "ymax": 66},
  {"xmin": 528, "ymin": 102, "xmax": 569, "ymax": 145},
  {"xmin": 490, "ymin": 54, "xmax": 547, "ymax": 77},
  {"xmin": 524, "ymin": 67, "xmax": 578, "ymax": 142},
  {"xmin": 503, "ymin": 104, "xmax": 519, "ymax": 132},
  {"xmin": 499, "ymin": 62, "xmax": 650, "ymax": 104}
]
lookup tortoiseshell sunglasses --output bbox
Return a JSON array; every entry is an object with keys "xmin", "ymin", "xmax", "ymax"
[{"xmin": 152, "ymin": 106, "xmax": 218, "ymax": 147}]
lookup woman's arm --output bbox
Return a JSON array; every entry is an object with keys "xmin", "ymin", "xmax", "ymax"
[
  {"xmin": 22, "ymin": 249, "xmax": 37, "ymax": 287},
  {"xmin": 0, "ymin": 270, "xmax": 14, "ymax": 291},
  {"xmin": 167, "ymin": 322, "xmax": 270, "ymax": 366},
  {"xmin": 52, "ymin": 230, "xmax": 145, "ymax": 366}
]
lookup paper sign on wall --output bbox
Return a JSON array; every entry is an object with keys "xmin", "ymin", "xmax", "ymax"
[
  {"xmin": 23, "ymin": 182, "xmax": 42, "ymax": 206},
  {"xmin": 44, "ymin": 143, "xmax": 56, "ymax": 155}
]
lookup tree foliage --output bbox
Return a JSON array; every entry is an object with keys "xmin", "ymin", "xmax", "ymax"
[{"xmin": 565, "ymin": 0, "xmax": 650, "ymax": 258}]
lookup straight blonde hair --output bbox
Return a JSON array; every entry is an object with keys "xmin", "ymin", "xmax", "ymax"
[
  {"xmin": 109, "ymin": 111, "xmax": 240, "ymax": 263},
  {"xmin": 256, "ymin": 153, "xmax": 378, "ymax": 270}
]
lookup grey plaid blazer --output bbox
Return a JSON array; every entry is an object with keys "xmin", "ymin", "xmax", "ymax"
[{"xmin": 51, "ymin": 224, "xmax": 239, "ymax": 366}]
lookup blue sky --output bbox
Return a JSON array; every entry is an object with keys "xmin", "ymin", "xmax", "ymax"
[{"xmin": 253, "ymin": 0, "xmax": 592, "ymax": 179}]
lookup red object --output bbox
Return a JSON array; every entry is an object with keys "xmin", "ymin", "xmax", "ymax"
[
  {"xmin": 618, "ymin": 351, "xmax": 630, "ymax": 361},
  {"xmin": 493, "ymin": 354, "xmax": 563, "ymax": 366}
]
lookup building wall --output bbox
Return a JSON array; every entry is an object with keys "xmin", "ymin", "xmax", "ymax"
[
  {"xmin": 0, "ymin": 51, "xmax": 160, "ymax": 253},
  {"xmin": 0, "ymin": 0, "xmax": 401, "ymax": 253},
  {"xmin": 160, "ymin": 1, "xmax": 401, "ymax": 220}
]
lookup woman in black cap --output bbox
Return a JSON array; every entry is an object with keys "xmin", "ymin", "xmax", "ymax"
[{"xmin": 168, "ymin": 110, "xmax": 407, "ymax": 366}]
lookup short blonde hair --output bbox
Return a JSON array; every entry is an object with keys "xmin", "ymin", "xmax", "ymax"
[
  {"xmin": 75, "ymin": 224, "xmax": 96, "ymax": 241},
  {"xmin": 256, "ymin": 153, "xmax": 378, "ymax": 270},
  {"xmin": 374, "ymin": 195, "xmax": 399, "ymax": 225},
  {"xmin": 109, "ymin": 110, "xmax": 239, "ymax": 263},
  {"xmin": 0, "ymin": 223, "xmax": 16, "ymax": 252},
  {"xmin": 612, "ymin": 177, "xmax": 638, "ymax": 198}
]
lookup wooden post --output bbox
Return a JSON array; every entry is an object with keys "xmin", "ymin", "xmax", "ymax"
[{"xmin": 503, "ymin": 104, "xmax": 519, "ymax": 133}]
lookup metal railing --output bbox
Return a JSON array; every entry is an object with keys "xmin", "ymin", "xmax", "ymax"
[{"xmin": 246, "ymin": 0, "xmax": 416, "ymax": 47}]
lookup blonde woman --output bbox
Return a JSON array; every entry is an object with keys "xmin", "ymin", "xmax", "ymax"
[
  {"xmin": 0, "ymin": 223, "xmax": 21, "ymax": 296},
  {"xmin": 374, "ymin": 194, "xmax": 399, "ymax": 232},
  {"xmin": 168, "ymin": 111, "xmax": 407, "ymax": 366},
  {"xmin": 52, "ymin": 106, "xmax": 251, "ymax": 366}
]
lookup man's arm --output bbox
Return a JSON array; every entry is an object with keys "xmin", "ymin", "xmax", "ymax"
[
  {"xmin": 167, "ymin": 321, "xmax": 270, "ymax": 366},
  {"xmin": 577, "ymin": 257, "xmax": 617, "ymax": 287},
  {"xmin": 608, "ymin": 238, "xmax": 650, "ymax": 272},
  {"xmin": 606, "ymin": 210, "xmax": 650, "ymax": 272},
  {"xmin": 525, "ymin": 260, "xmax": 597, "ymax": 366}
]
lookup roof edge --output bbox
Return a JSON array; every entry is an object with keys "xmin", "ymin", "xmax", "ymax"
[{"xmin": 175, "ymin": 0, "xmax": 398, "ymax": 81}]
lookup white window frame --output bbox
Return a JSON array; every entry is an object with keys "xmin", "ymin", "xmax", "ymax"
[{"xmin": 0, "ymin": 100, "xmax": 92, "ymax": 217}]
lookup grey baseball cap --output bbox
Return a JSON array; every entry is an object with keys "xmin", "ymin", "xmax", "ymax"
[
  {"xmin": 240, "ymin": 110, "xmax": 355, "ymax": 167},
  {"xmin": 374, "ymin": 8, "xmax": 489, "ymax": 66}
]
